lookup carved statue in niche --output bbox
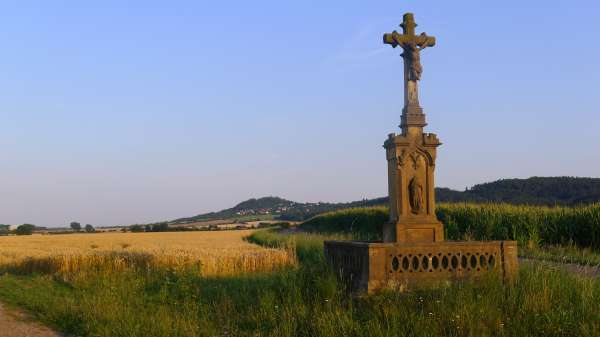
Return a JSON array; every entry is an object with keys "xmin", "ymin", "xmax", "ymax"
[{"xmin": 408, "ymin": 176, "xmax": 424, "ymax": 214}]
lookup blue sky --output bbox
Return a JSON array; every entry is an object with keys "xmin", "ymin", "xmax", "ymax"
[{"xmin": 1, "ymin": 0, "xmax": 599, "ymax": 227}]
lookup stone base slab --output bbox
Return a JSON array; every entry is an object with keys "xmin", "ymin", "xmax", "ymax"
[
  {"xmin": 383, "ymin": 219, "xmax": 445, "ymax": 243},
  {"xmin": 324, "ymin": 240, "xmax": 518, "ymax": 294}
]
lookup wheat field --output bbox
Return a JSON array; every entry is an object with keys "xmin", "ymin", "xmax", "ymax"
[{"xmin": 0, "ymin": 230, "xmax": 296, "ymax": 277}]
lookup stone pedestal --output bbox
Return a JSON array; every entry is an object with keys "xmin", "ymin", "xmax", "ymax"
[
  {"xmin": 383, "ymin": 131, "xmax": 444, "ymax": 244},
  {"xmin": 324, "ymin": 240, "xmax": 519, "ymax": 294}
]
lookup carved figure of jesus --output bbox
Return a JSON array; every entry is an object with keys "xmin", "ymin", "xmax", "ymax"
[
  {"xmin": 393, "ymin": 31, "xmax": 431, "ymax": 82},
  {"xmin": 402, "ymin": 40, "xmax": 424, "ymax": 81}
]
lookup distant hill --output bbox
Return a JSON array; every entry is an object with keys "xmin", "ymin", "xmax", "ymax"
[
  {"xmin": 172, "ymin": 177, "xmax": 600, "ymax": 223},
  {"xmin": 438, "ymin": 177, "xmax": 600, "ymax": 205},
  {"xmin": 173, "ymin": 196, "xmax": 387, "ymax": 224},
  {"xmin": 173, "ymin": 197, "xmax": 295, "ymax": 223}
]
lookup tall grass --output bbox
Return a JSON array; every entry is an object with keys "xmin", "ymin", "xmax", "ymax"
[
  {"xmin": 246, "ymin": 230, "xmax": 600, "ymax": 336},
  {"xmin": 0, "ymin": 229, "xmax": 598, "ymax": 336},
  {"xmin": 300, "ymin": 203, "xmax": 600, "ymax": 248}
]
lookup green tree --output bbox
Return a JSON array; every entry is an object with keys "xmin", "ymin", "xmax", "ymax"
[
  {"xmin": 70, "ymin": 222, "xmax": 82, "ymax": 232},
  {"xmin": 85, "ymin": 224, "xmax": 95, "ymax": 233},
  {"xmin": 130, "ymin": 225, "xmax": 144, "ymax": 232},
  {"xmin": 16, "ymin": 224, "xmax": 35, "ymax": 235},
  {"xmin": 151, "ymin": 223, "xmax": 169, "ymax": 232}
]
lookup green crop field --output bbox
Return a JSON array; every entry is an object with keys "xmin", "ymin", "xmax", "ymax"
[{"xmin": 302, "ymin": 203, "xmax": 600, "ymax": 248}]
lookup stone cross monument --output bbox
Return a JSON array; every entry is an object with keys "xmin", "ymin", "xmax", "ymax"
[
  {"xmin": 382, "ymin": 13, "xmax": 444, "ymax": 244},
  {"xmin": 323, "ymin": 13, "xmax": 518, "ymax": 294}
]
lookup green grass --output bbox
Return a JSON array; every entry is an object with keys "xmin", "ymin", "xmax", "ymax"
[
  {"xmin": 233, "ymin": 214, "xmax": 276, "ymax": 222},
  {"xmin": 299, "ymin": 206, "xmax": 387, "ymax": 241},
  {"xmin": 246, "ymin": 230, "xmax": 352, "ymax": 264},
  {"xmin": 0, "ymin": 228, "xmax": 599, "ymax": 336}
]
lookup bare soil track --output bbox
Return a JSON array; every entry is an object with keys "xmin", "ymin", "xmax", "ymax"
[{"xmin": 0, "ymin": 303, "xmax": 63, "ymax": 337}]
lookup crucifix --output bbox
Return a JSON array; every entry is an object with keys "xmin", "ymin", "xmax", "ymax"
[
  {"xmin": 323, "ymin": 13, "xmax": 519, "ymax": 295},
  {"xmin": 384, "ymin": 13, "xmax": 435, "ymax": 132}
]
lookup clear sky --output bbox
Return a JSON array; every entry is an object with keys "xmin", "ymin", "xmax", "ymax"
[{"xmin": 1, "ymin": 0, "xmax": 599, "ymax": 227}]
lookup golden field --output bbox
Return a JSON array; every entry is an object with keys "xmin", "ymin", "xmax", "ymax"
[{"xmin": 0, "ymin": 230, "xmax": 296, "ymax": 277}]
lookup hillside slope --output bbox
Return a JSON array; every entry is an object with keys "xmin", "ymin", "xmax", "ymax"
[{"xmin": 173, "ymin": 177, "xmax": 600, "ymax": 223}]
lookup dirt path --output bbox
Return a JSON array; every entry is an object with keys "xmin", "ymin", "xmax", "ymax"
[
  {"xmin": 0, "ymin": 303, "xmax": 63, "ymax": 337},
  {"xmin": 520, "ymin": 258, "xmax": 600, "ymax": 278}
]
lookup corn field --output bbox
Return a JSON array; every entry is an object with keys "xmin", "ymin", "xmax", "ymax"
[
  {"xmin": 301, "ymin": 203, "xmax": 600, "ymax": 248},
  {"xmin": 438, "ymin": 203, "xmax": 600, "ymax": 248}
]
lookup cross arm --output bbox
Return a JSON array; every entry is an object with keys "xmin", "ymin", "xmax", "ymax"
[
  {"xmin": 383, "ymin": 31, "xmax": 403, "ymax": 48},
  {"xmin": 383, "ymin": 31, "xmax": 436, "ymax": 49}
]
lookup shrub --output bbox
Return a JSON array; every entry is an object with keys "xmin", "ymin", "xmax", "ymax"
[
  {"xmin": 151, "ymin": 223, "xmax": 169, "ymax": 232},
  {"xmin": 130, "ymin": 225, "xmax": 144, "ymax": 233},
  {"xmin": 15, "ymin": 224, "xmax": 35, "ymax": 236},
  {"xmin": 70, "ymin": 222, "xmax": 82, "ymax": 232}
]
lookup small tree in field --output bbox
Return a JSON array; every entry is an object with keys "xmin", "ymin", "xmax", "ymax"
[
  {"xmin": 16, "ymin": 224, "xmax": 35, "ymax": 235},
  {"xmin": 85, "ymin": 224, "xmax": 95, "ymax": 233},
  {"xmin": 130, "ymin": 225, "xmax": 144, "ymax": 232},
  {"xmin": 152, "ymin": 223, "xmax": 169, "ymax": 232},
  {"xmin": 70, "ymin": 222, "xmax": 82, "ymax": 232}
]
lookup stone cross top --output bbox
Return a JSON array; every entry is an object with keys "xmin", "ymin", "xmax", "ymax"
[
  {"xmin": 382, "ymin": 13, "xmax": 443, "ymax": 244},
  {"xmin": 384, "ymin": 13, "xmax": 435, "ymax": 134}
]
